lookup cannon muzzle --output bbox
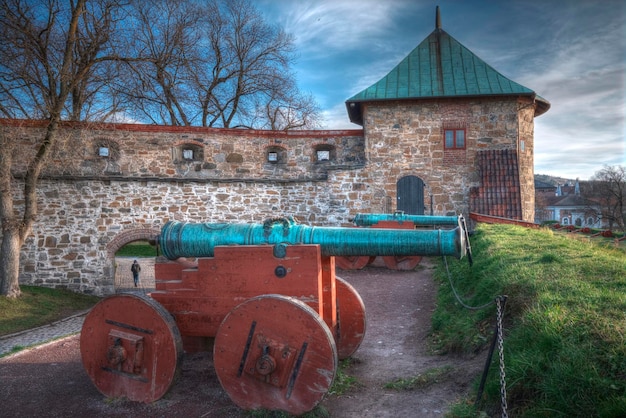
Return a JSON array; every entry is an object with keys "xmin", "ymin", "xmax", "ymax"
[
  {"xmin": 158, "ymin": 217, "xmax": 469, "ymax": 260},
  {"xmin": 351, "ymin": 212, "xmax": 460, "ymax": 227}
]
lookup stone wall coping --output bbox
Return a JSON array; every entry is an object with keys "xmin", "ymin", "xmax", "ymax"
[{"xmin": 0, "ymin": 118, "xmax": 364, "ymax": 139}]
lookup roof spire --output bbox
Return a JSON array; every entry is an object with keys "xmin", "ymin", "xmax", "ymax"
[{"xmin": 436, "ymin": 6, "xmax": 441, "ymax": 30}]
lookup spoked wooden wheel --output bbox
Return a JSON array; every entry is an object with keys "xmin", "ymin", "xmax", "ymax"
[
  {"xmin": 80, "ymin": 293, "xmax": 183, "ymax": 403},
  {"xmin": 214, "ymin": 294, "xmax": 337, "ymax": 415},
  {"xmin": 382, "ymin": 255, "xmax": 422, "ymax": 270},
  {"xmin": 335, "ymin": 255, "xmax": 375, "ymax": 270},
  {"xmin": 335, "ymin": 276, "xmax": 367, "ymax": 359}
]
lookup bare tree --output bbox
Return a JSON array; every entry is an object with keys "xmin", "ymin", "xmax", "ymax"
[
  {"xmin": 0, "ymin": 0, "xmax": 123, "ymax": 297},
  {"xmin": 0, "ymin": 0, "xmax": 319, "ymax": 297},
  {"xmin": 113, "ymin": 0, "xmax": 202, "ymax": 125},
  {"xmin": 590, "ymin": 165, "xmax": 626, "ymax": 232},
  {"xmin": 119, "ymin": 0, "xmax": 319, "ymax": 129},
  {"xmin": 254, "ymin": 81, "xmax": 322, "ymax": 131}
]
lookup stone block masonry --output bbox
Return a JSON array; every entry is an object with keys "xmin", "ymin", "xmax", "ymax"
[
  {"xmin": 3, "ymin": 121, "xmax": 373, "ymax": 295},
  {"xmin": 2, "ymin": 92, "xmax": 537, "ymax": 296},
  {"xmin": 15, "ymin": 173, "xmax": 376, "ymax": 295}
]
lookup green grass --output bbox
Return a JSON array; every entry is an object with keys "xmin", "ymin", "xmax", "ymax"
[
  {"xmin": 243, "ymin": 407, "xmax": 330, "ymax": 418},
  {"xmin": 0, "ymin": 285, "xmax": 100, "ymax": 336},
  {"xmin": 433, "ymin": 224, "xmax": 626, "ymax": 417},
  {"xmin": 384, "ymin": 365, "xmax": 454, "ymax": 390},
  {"xmin": 115, "ymin": 240, "xmax": 157, "ymax": 257},
  {"xmin": 328, "ymin": 357, "xmax": 361, "ymax": 396}
]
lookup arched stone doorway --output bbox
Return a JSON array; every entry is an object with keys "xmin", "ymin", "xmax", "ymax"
[
  {"xmin": 396, "ymin": 175, "xmax": 426, "ymax": 215},
  {"xmin": 106, "ymin": 227, "xmax": 160, "ymax": 294}
]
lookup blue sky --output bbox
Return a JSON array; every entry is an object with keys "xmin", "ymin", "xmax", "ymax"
[{"xmin": 257, "ymin": 0, "xmax": 626, "ymax": 180}]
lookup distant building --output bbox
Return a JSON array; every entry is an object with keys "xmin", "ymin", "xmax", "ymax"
[{"xmin": 535, "ymin": 178, "xmax": 604, "ymax": 227}]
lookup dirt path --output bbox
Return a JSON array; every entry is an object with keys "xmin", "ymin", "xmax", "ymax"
[
  {"xmin": 324, "ymin": 261, "xmax": 484, "ymax": 417},
  {"xmin": 0, "ymin": 259, "xmax": 484, "ymax": 417}
]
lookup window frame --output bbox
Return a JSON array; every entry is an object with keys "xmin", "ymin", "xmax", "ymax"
[
  {"xmin": 173, "ymin": 142, "xmax": 204, "ymax": 164},
  {"xmin": 267, "ymin": 151, "xmax": 278, "ymax": 162},
  {"xmin": 182, "ymin": 148, "xmax": 194, "ymax": 160},
  {"xmin": 265, "ymin": 145, "xmax": 287, "ymax": 164},
  {"xmin": 444, "ymin": 128, "xmax": 466, "ymax": 150},
  {"xmin": 94, "ymin": 138, "xmax": 119, "ymax": 160},
  {"xmin": 312, "ymin": 144, "xmax": 335, "ymax": 163},
  {"xmin": 316, "ymin": 149, "xmax": 330, "ymax": 161}
]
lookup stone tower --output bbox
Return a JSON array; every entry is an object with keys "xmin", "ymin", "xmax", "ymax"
[{"xmin": 345, "ymin": 7, "xmax": 550, "ymax": 221}]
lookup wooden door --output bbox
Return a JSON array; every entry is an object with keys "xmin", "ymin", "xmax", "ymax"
[{"xmin": 396, "ymin": 175, "xmax": 425, "ymax": 215}]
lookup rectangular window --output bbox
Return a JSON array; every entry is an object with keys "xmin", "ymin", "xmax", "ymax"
[
  {"xmin": 317, "ymin": 150, "xmax": 330, "ymax": 161},
  {"xmin": 267, "ymin": 151, "xmax": 278, "ymax": 162},
  {"xmin": 98, "ymin": 147, "xmax": 109, "ymax": 157},
  {"xmin": 444, "ymin": 129, "xmax": 465, "ymax": 149},
  {"xmin": 182, "ymin": 149, "xmax": 194, "ymax": 160}
]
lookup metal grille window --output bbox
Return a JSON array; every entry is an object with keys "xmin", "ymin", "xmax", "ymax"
[
  {"xmin": 173, "ymin": 143, "xmax": 204, "ymax": 163},
  {"xmin": 265, "ymin": 146, "xmax": 286, "ymax": 164},
  {"xmin": 444, "ymin": 129, "xmax": 465, "ymax": 149},
  {"xmin": 316, "ymin": 150, "xmax": 330, "ymax": 161},
  {"xmin": 95, "ymin": 139, "xmax": 119, "ymax": 160},
  {"xmin": 312, "ymin": 144, "xmax": 335, "ymax": 163}
]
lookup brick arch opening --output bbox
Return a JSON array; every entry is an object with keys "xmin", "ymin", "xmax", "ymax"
[
  {"xmin": 106, "ymin": 227, "xmax": 160, "ymax": 258},
  {"xmin": 106, "ymin": 227, "xmax": 160, "ymax": 293}
]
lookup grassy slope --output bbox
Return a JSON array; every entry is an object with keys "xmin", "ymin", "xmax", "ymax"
[
  {"xmin": 434, "ymin": 224, "xmax": 626, "ymax": 417},
  {"xmin": 0, "ymin": 286, "xmax": 100, "ymax": 336}
]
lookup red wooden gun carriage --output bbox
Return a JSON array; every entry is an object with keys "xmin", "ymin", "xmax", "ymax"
[{"xmin": 80, "ymin": 216, "xmax": 470, "ymax": 415}]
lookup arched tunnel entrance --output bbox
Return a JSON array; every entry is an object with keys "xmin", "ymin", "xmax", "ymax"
[{"xmin": 106, "ymin": 227, "xmax": 160, "ymax": 294}]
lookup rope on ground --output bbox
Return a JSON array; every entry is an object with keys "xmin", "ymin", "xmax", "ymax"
[{"xmin": 442, "ymin": 255, "xmax": 494, "ymax": 310}]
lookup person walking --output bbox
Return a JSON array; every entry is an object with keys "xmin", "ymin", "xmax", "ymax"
[{"xmin": 131, "ymin": 260, "xmax": 141, "ymax": 287}]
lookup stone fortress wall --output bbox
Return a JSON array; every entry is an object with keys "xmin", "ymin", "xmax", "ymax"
[{"xmin": 2, "ymin": 95, "xmax": 535, "ymax": 295}]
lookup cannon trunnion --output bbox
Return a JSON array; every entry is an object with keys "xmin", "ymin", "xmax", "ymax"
[{"xmin": 80, "ymin": 216, "xmax": 470, "ymax": 415}]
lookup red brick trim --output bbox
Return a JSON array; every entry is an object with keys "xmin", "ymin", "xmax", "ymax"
[
  {"xmin": 0, "ymin": 118, "xmax": 363, "ymax": 139},
  {"xmin": 106, "ymin": 227, "xmax": 160, "ymax": 258}
]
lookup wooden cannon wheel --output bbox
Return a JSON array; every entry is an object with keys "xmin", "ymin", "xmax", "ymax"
[
  {"xmin": 80, "ymin": 293, "xmax": 183, "ymax": 403},
  {"xmin": 382, "ymin": 255, "xmax": 422, "ymax": 270},
  {"xmin": 213, "ymin": 294, "xmax": 337, "ymax": 416},
  {"xmin": 335, "ymin": 276, "xmax": 367, "ymax": 359},
  {"xmin": 335, "ymin": 255, "xmax": 375, "ymax": 270}
]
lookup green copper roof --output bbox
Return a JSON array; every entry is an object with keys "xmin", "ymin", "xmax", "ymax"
[{"xmin": 346, "ymin": 9, "xmax": 550, "ymax": 125}]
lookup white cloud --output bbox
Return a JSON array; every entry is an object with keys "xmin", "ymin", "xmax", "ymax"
[
  {"xmin": 269, "ymin": 0, "xmax": 414, "ymax": 54},
  {"xmin": 258, "ymin": 0, "xmax": 626, "ymax": 178}
]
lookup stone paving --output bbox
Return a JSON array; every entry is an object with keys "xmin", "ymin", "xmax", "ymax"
[
  {"xmin": 0, "ymin": 311, "xmax": 87, "ymax": 357},
  {"xmin": 0, "ymin": 257, "xmax": 157, "ymax": 357}
]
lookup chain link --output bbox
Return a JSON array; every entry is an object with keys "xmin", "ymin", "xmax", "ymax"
[
  {"xmin": 496, "ymin": 296, "xmax": 508, "ymax": 418},
  {"xmin": 444, "ymin": 256, "xmax": 508, "ymax": 415}
]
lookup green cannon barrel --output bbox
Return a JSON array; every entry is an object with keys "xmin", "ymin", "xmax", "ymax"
[
  {"xmin": 351, "ymin": 212, "xmax": 460, "ymax": 227},
  {"xmin": 159, "ymin": 217, "xmax": 467, "ymax": 260}
]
